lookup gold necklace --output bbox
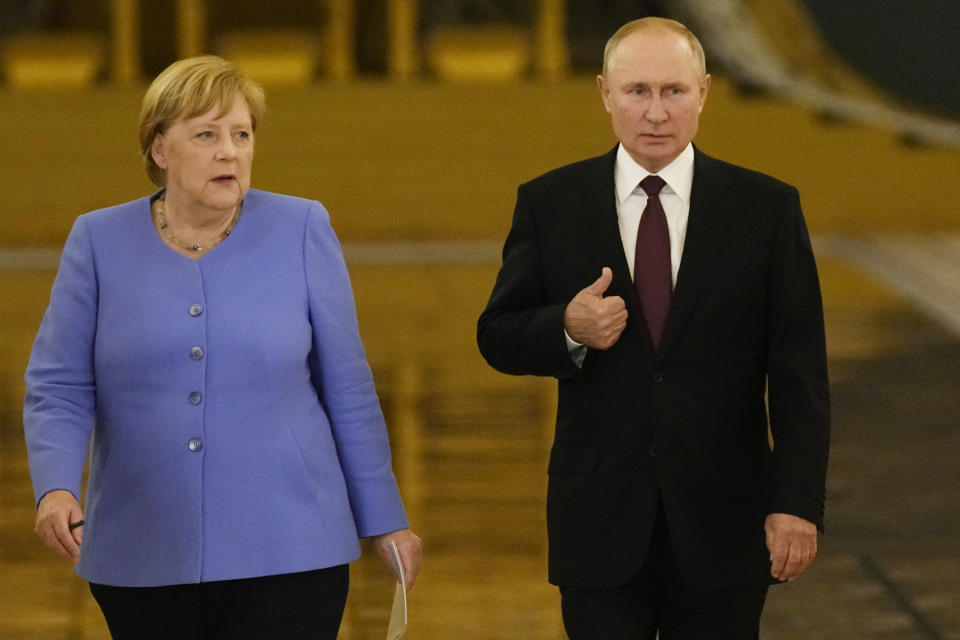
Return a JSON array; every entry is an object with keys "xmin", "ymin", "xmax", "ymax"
[{"xmin": 154, "ymin": 195, "xmax": 242, "ymax": 253}]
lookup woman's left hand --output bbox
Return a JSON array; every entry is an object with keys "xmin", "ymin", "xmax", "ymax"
[{"xmin": 371, "ymin": 528, "xmax": 423, "ymax": 590}]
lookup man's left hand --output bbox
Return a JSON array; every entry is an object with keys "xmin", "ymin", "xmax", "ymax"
[{"xmin": 765, "ymin": 513, "xmax": 817, "ymax": 582}]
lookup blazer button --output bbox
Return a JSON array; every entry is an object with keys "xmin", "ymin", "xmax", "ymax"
[
  {"xmin": 188, "ymin": 391, "xmax": 202, "ymax": 405},
  {"xmin": 648, "ymin": 445, "xmax": 657, "ymax": 457},
  {"xmin": 189, "ymin": 346, "xmax": 205, "ymax": 360},
  {"xmin": 653, "ymin": 372, "xmax": 664, "ymax": 383},
  {"xmin": 188, "ymin": 438, "xmax": 203, "ymax": 452},
  {"xmin": 189, "ymin": 304, "xmax": 203, "ymax": 317}
]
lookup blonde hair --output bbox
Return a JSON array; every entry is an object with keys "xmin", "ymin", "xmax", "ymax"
[
  {"xmin": 601, "ymin": 17, "xmax": 707, "ymax": 78},
  {"xmin": 138, "ymin": 56, "xmax": 265, "ymax": 186}
]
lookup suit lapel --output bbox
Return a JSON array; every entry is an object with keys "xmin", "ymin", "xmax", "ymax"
[
  {"xmin": 658, "ymin": 149, "xmax": 737, "ymax": 357},
  {"xmin": 585, "ymin": 147, "xmax": 638, "ymax": 301}
]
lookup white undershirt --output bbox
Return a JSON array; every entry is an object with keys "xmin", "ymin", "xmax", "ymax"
[{"xmin": 565, "ymin": 143, "xmax": 696, "ymax": 357}]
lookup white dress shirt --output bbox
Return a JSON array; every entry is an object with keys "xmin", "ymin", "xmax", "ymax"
[
  {"xmin": 565, "ymin": 143, "xmax": 696, "ymax": 357},
  {"xmin": 614, "ymin": 142, "xmax": 694, "ymax": 286}
]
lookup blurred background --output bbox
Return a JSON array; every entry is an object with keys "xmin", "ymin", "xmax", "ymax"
[{"xmin": 0, "ymin": 0, "xmax": 958, "ymax": 638}]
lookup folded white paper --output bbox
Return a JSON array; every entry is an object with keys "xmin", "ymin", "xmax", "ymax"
[{"xmin": 386, "ymin": 540, "xmax": 407, "ymax": 640}]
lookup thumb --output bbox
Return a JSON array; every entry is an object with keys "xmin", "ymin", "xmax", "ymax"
[{"xmin": 584, "ymin": 267, "xmax": 613, "ymax": 297}]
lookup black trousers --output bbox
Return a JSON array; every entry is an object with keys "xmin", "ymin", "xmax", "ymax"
[
  {"xmin": 90, "ymin": 565, "xmax": 349, "ymax": 640},
  {"xmin": 560, "ymin": 504, "xmax": 768, "ymax": 639}
]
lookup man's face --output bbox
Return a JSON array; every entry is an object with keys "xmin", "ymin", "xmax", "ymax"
[{"xmin": 597, "ymin": 29, "xmax": 710, "ymax": 173}]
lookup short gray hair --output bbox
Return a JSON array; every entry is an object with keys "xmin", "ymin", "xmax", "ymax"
[{"xmin": 602, "ymin": 17, "xmax": 707, "ymax": 78}]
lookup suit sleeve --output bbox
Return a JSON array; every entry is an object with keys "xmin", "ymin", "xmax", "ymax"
[
  {"xmin": 23, "ymin": 216, "xmax": 98, "ymax": 507},
  {"xmin": 302, "ymin": 201, "xmax": 408, "ymax": 537},
  {"xmin": 765, "ymin": 187, "xmax": 830, "ymax": 529},
  {"xmin": 477, "ymin": 186, "xmax": 583, "ymax": 378}
]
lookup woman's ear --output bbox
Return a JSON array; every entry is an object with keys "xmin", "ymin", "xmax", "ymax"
[{"xmin": 151, "ymin": 135, "xmax": 167, "ymax": 170}]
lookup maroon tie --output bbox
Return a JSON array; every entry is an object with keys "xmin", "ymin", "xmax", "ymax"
[{"xmin": 635, "ymin": 175, "xmax": 672, "ymax": 349}]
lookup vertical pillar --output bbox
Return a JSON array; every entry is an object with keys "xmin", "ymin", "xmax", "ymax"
[
  {"xmin": 535, "ymin": 0, "xmax": 567, "ymax": 80},
  {"xmin": 176, "ymin": 0, "xmax": 207, "ymax": 59},
  {"xmin": 110, "ymin": 0, "xmax": 140, "ymax": 84},
  {"xmin": 387, "ymin": 0, "xmax": 418, "ymax": 79},
  {"xmin": 326, "ymin": 0, "xmax": 355, "ymax": 80}
]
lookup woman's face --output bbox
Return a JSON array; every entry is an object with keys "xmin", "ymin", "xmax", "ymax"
[{"xmin": 151, "ymin": 97, "xmax": 254, "ymax": 212}]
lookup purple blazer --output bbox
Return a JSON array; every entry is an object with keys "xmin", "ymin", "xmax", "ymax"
[{"xmin": 24, "ymin": 189, "xmax": 408, "ymax": 587}]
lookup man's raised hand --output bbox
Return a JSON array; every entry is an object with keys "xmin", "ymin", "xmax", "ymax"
[{"xmin": 564, "ymin": 268, "xmax": 628, "ymax": 350}]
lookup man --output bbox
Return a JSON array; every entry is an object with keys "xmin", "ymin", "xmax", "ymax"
[{"xmin": 477, "ymin": 17, "xmax": 829, "ymax": 639}]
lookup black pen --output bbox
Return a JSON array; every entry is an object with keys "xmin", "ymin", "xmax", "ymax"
[{"xmin": 68, "ymin": 520, "xmax": 85, "ymax": 531}]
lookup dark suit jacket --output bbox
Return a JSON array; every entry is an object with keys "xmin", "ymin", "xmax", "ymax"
[{"xmin": 477, "ymin": 146, "xmax": 830, "ymax": 590}]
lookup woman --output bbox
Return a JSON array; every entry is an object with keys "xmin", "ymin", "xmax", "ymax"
[{"xmin": 24, "ymin": 55, "xmax": 422, "ymax": 639}]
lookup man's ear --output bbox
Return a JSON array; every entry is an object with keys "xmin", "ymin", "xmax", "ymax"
[
  {"xmin": 597, "ymin": 74, "xmax": 613, "ymax": 114},
  {"xmin": 151, "ymin": 134, "xmax": 167, "ymax": 170},
  {"xmin": 698, "ymin": 74, "xmax": 712, "ymax": 112}
]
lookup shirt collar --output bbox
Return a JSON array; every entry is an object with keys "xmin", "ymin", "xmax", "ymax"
[{"xmin": 614, "ymin": 143, "xmax": 695, "ymax": 205}]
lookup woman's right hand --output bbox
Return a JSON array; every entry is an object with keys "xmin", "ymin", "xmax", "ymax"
[{"xmin": 35, "ymin": 489, "xmax": 84, "ymax": 564}]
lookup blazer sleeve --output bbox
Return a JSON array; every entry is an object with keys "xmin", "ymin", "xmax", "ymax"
[
  {"xmin": 23, "ymin": 216, "xmax": 99, "ymax": 507},
  {"xmin": 477, "ymin": 185, "xmax": 583, "ymax": 379},
  {"xmin": 302, "ymin": 202, "xmax": 409, "ymax": 537},
  {"xmin": 765, "ymin": 187, "xmax": 831, "ymax": 529}
]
